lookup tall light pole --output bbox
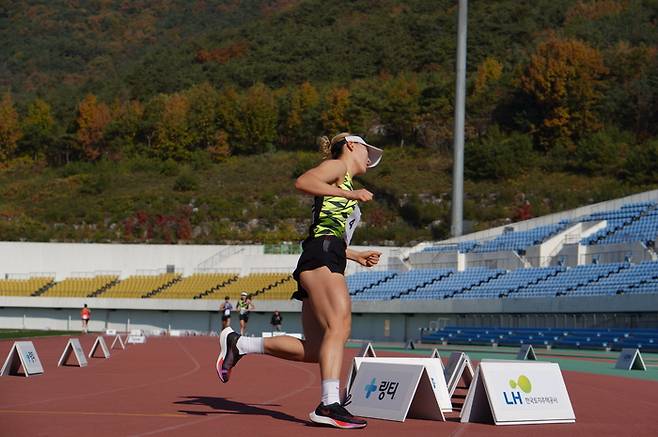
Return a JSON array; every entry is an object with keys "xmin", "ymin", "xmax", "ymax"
[{"xmin": 451, "ymin": 0, "xmax": 467, "ymax": 237}]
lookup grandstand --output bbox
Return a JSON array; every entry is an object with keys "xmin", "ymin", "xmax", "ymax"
[
  {"xmin": 256, "ymin": 276, "xmax": 298, "ymax": 300},
  {"xmin": 204, "ymin": 273, "xmax": 294, "ymax": 300},
  {"xmin": 99, "ymin": 273, "xmax": 181, "ymax": 298},
  {"xmin": 154, "ymin": 272, "xmax": 238, "ymax": 299},
  {"xmin": 421, "ymin": 325, "xmax": 658, "ymax": 352},
  {"xmin": 0, "ymin": 190, "xmax": 657, "ymax": 341},
  {"xmin": 351, "ymin": 269, "xmax": 453, "ymax": 300},
  {"xmin": 0, "ymin": 276, "xmax": 54, "ymax": 297},
  {"xmin": 581, "ymin": 202, "xmax": 657, "ymax": 245},
  {"xmin": 401, "ymin": 267, "xmax": 506, "ymax": 300},
  {"xmin": 454, "ymin": 266, "xmax": 562, "ymax": 299},
  {"xmin": 40, "ymin": 274, "xmax": 118, "ymax": 298}
]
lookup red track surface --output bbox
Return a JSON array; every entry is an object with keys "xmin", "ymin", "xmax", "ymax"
[{"xmin": 1, "ymin": 335, "xmax": 657, "ymax": 436}]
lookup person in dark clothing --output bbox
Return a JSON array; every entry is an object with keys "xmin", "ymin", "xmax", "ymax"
[{"xmin": 271, "ymin": 311, "xmax": 283, "ymax": 331}]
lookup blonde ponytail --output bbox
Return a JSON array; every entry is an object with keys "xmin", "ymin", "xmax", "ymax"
[
  {"xmin": 319, "ymin": 136, "xmax": 332, "ymax": 159},
  {"xmin": 319, "ymin": 132, "xmax": 351, "ymax": 159}
]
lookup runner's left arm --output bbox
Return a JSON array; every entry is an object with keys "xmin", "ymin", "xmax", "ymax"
[{"xmin": 346, "ymin": 248, "xmax": 382, "ymax": 267}]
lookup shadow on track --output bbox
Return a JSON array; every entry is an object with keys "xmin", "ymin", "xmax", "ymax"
[{"xmin": 175, "ymin": 396, "xmax": 308, "ymax": 425}]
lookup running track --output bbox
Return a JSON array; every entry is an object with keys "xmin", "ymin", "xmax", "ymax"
[{"xmin": 1, "ymin": 336, "xmax": 657, "ymax": 436}]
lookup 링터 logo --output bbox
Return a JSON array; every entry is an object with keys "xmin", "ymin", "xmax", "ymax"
[{"xmin": 364, "ymin": 378, "xmax": 378, "ymax": 399}]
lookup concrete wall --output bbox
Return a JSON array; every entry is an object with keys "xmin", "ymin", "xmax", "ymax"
[
  {"xmin": 0, "ymin": 242, "xmax": 230, "ymax": 279},
  {"xmin": 2, "ymin": 295, "xmax": 656, "ymax": 342},
  {"xmin": 581, "ymin": 242, "xmax": 654, "ymax": 264},
  {"xmin": 0, "ymin": 242, "xmax": 402, "ymax": 280},
  {"xmin": 464, "ymin": 251, "xmax": 525, "ymax": 270}
]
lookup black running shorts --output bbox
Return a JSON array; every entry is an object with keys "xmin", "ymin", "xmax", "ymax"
[{"xmin": 292, "ymin": 235, "xmax": 347, "ymax": 300}]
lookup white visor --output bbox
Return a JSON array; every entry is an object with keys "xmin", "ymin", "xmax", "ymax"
[{"xmin": 345, "ymin": 135, "xmax": 383, "ymax": 168}]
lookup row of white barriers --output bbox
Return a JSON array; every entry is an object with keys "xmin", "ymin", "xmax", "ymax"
[
  {"xmin": 0, "ymin": 328, "xmax": 148, "ymax": 376},
  {"xmin": 344, "ymin": 342, "xmax": 646, "ymax": 425}
]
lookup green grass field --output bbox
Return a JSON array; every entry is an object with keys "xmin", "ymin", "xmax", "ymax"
[
  {"xmin": 0, "ymin": 329, "xmax": 81, "ymax": 340},
  {"xmin": 348, "ymin": 342, "xmax": 658, "ymax": 382}
]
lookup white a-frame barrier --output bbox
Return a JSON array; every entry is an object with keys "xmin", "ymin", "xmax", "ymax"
[
  {"xmin": 516, "ymin": 344, "xmax": 537, "ymax": 360},
  {"xmin": 443, "ymin": 352, "xmax": 474, "ymax": 397},
  {"xmin": 356, "ymin": 342, "xmax": 376, "ymax": 358},
  {"xmin": 1, "ymin": 341, "xmax": 44, "ymax": 377},
  {"xmin": 89, "ymin": 336, "xmax": 110, "ymax": 359},
  {"xmin": 461, "ymin": 360, "xmax": 575, "ymax": 425},
  {"xmin": 110, "ymin": 334, "xmax": 125, "ymax": 350},
  {"xmin": 58, "ymin": 338, "xmax": 88, "ymax": 367},
  {"xmin": 346, "ymin": 356, "xmax": 452, "ymax": 415},
  {"xmin": 615, "ymin": 348, "xmax": 646, "ymax": 371},
  {"xmin": 347, "ymin": 362, "xmax": 445, "ymax": 422}
]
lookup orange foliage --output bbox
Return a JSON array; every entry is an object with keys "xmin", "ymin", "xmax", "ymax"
[
  {"xmin": 285, "ymin": 81, "xmax": 319, "ymax": 132},
  {"xmin": 474, "ymin": 57, "xmax": 503, "ymax": 95},
  {"xmin": 606, "ymin": 41, "xmax": 657, "ymax": 81},
  {"xmin": 321, "ymin": 87, "xmax": 351, "ymax": 134},
  {"xmin": 195, "ymin": 42, "xmax": 249, "ymax": 64},
  {"xmin": 76, "ymin": 94, "xmax": 112, "ymax": 160},
  {"xmin": 565, "ymin": 0, "xmax": 627, "ymax": 23},
  {"xmin": 0, "ymin": 92, "xmax": 22, "ymax": 161},
  {"xmin": 520, "ymin": 36, "xmax": 608, "ymax": 148}
]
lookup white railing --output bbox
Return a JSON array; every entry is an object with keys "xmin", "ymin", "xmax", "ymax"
[
  {"xmin": 69, "ymin": 270, "xmax": 121, "ymax": 278},
  {"xmin": 247, "ymin": 267, "xmax": 294, "ymax": 274},
  {"xmin": 193, "ymin": 267, "xmax": 239, "ymax": 274},
  {"xmin": 3, "ymin": 272, "xmax": 56, "ymax": 280},
  {"xmin": 196, "ymin": 246, "xmax": 259, "ymax": 270},
  {"xmin": 134, "ymin": 268, "xmax": 182, "ymax": 276}
]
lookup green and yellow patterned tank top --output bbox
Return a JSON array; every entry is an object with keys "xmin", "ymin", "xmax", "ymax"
[{"xmin": 307, "ymin": 172, "xmax": 361, "ymax": 244}]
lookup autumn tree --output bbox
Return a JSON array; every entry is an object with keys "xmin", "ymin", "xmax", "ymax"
[
  {"xmin": 76, "ymin": 94, "xmax": 112, "ymax": 160},
  {"xmin": 519, "ymin": 36, "xmax": 608, "ymax": 150},
  {"xmin": 281, "ymin": 81, "xmax": 320, "ymax": 149},
  {"xmin": 143, "ymin": 93, "xmax": 193, "ymax": 160},
  {"xmin": 321, "ymin": 87, "xmax": 351, "ymax": 134},
  {"xmin": 470, "ymin": 57, "xmax": 504, "ymax": 136},
  {"xmin": 0, "ymin": 92, "xmax": 22, "ymax": 162}
]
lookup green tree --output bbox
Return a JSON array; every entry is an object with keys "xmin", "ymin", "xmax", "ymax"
[
  {"xmin": 625, "ymin": 139, "xmax": 658, "ymax": 184},
  {"xmin": 237, "ymin": 82, "xmax": 278, "ymax": 154},
  {"xmin": 185, "ymin": 82, "xmax": 221, "ymax": 150},
  {"xmin": 601, "ymin": 42, "xmax": 658, "ymax": 138},
  {"xmin": 380, "ymin": 74, "xmax": 421, "ymax": 147},
  {"xmin": 574, "ymin": 128, "xmax": 630, "ymax": 176},
  {"xmin": 106, "ymin": 99, "xmax": 144, "ymax": 158},
  {"xmin": 0, "ymin": 92, "xmax": 21, "ymax": 162},
  {"xmin": 217, "ymin": 87, "xmax": 244, "ymax": 155},
  {"xmin": 465, "ymin": 126, "xmax": 535, "ymax": 180},
  {"xmin": 20, "ymin": 98, "xmax": 56, "ymax": 160},
  {"xmin": 146, "ymin": 93, "xmax": 193, "ymax": 160}
]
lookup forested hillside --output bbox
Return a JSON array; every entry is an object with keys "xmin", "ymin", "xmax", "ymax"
[{"xmin": 0, "ymin": 0, "xmax": 656, "ymax": 244}]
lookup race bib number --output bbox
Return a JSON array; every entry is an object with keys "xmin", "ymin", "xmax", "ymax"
[
  {"xmin": 224, "ymin": 309, "xmax": 231, "ymax": 317},
  {"xmin": 344, "ymin": 205, "xmax": 361, "ymax": 245}
]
